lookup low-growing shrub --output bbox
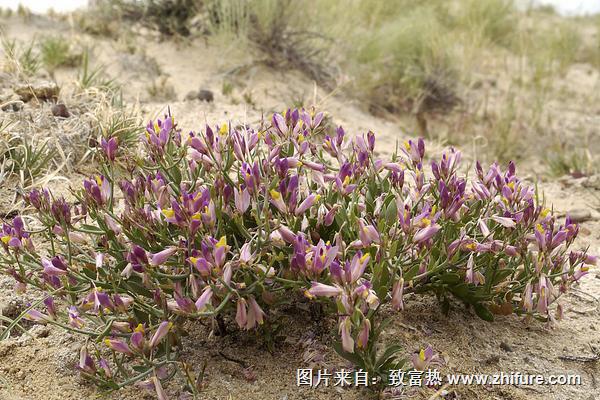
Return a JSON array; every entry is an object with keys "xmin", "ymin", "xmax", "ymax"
[{"xmin": 0, "ymin": 109, "xmax": 593, "ymax": 397}]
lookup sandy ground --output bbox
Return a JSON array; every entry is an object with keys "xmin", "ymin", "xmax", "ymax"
[{"xmin": 0, "ymin": 12, "xmax": 599, "ymax": 400}]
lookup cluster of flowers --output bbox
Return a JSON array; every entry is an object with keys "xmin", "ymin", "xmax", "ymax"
[{"xmin": 0, "ymin": 108, "xmax": 593, "ymax": 397}]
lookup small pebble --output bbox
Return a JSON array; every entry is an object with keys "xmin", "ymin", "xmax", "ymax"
[
  {"xmin": 197, "ymin": 89, "xmax": 214, "ymax": 102},
  {"xmin": 1, "ymin": 101, "xmax": 23, "ymax": 112},
  {"xmin": 51, "ymin": 103, "xmax": 70, "ymax": 118},
  {"xmin": 184, "ymin": 90, "xmax": 198, "ymax": 101},
  {"xmin": 500, "ymin": 341, "xmax": 513, "ymax": 352},
  {"xmin": 184, "ymin": 89, "xmax": 214, "ymax": 102},
  {"xmin": 567, "ymin": 209, "xmax": 592, "ymax": 223}
]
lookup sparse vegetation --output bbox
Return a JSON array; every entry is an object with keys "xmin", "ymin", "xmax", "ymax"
[
  {"xmin": 39, "ymin": 36, "xmax": 82, "ymax": 74},
  {"xmin": 0, "ymin": 3, "xmax": 600, "ymax": 399},
  {"xmin": 77, "ymin": 49, "xmax": 116, "ymax": 92},
  {"xmin": 146, "ymin": 76, "xmax": 176, "ymax": 101}
]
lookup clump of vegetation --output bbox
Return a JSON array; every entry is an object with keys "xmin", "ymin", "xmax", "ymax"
[
  {"xmin": 0, "ymin": 108, "xmax": 592, "ymax": 397},
  {"xmin": 352, "ymin": 5, "xmax": 459, "ymax": 115},
  {"xmin": 0, "ymin": 121, "xmax": 54, "ymax": 188},
  {"xmin": 40, "ymin": 36, "xmax": 82, "ymax": 74},
  {"xmin": 454, "ymin": 0, "xmax": 516, "ymax": 47}
]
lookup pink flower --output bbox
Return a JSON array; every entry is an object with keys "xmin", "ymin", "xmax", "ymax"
[
  {"xmin": 149, "ymin": 321, "xmax": 173, "ymax": 348},
  {"xmin": 269, "ymin": 189, "xmax": 287, "ymax": 213},
  {"xmin": 413, "ymin": 224, "xmax": 440, "ymax": 243},
  {"xmin": 234, "ymin": 187, "xmax": 251, "ymax": 214},
  {"xmin": 306, "ymin": 282, "xmax": 343, "ymax": 298},
  {"xmin": 104, "ymin": 338, "xmax": 132, "ymax": 355},
  {"xmin": 239, "ymin": 242, "xmax": 254, "ymax": 264},
  {"xmin": 411, "ymin": 345, "xmax": 440, "ymax": 370},
  {"xmin": 348, "ymin": 252, "xmax": 370, "ymax": 283},
  {"xmin": 523, "ymin": 281, "xmax": 533, "ymax": 312},
  {"xmin": 195, "ymin": 287, "xmax": 213, "ymax": 312},
  {"xmin": 246, "ymin": 297, "xmax": 265, "ymax": 329},
  {"xmin": 236, "ymin": 298, "xmax": 248, "ymax": 329},
  {"xmin": 339, "ymin": 317, "xmax": 354, "ymax": 353},
  {"xmin": 356, "ymin": 319, "xmax": 371, "ymax": 349},
  {"xmin": 391, "ymin": 278, "xmax": 405, "ymax": 311},
  {"xmin": 150, "ymin": 247, "xmax": 177, "ymax": 266},
  {"xmin": 358, "ymin": 219, "xmax": 380, "ymax": 246},
  {"xmin": 490, "ymin": 216, "xmax": 516, "ymax": 228},
  {"xmin": 152, "ymin": 375, "xmax": 169, "ymax": 400}
]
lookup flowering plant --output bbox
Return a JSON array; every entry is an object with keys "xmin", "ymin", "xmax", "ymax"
[{"xmin": 0, "ymin": 108, "xmax": 593, "ymax": 396}]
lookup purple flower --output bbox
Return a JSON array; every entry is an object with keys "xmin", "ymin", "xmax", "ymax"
[
  {"xmin": 490, "ymin": 216, "xmax": 516, "ymax": 228},
  {"xmin": 42, "ymin": 257, "xmax": 68, "ymax": 276},
  {"xmin": 272, "ymin": 113, "xmax": 288, "ymax": 135},
  {"xmin": 104, "ymin": 338, "xmax": 132, "ymax": 355},
  {"xmin": 78, "ymin": 347, "xmax": 96, "ymax": 374},
  {"xmin": 68, "ymin": 306, "xmax": 84, "ymax": 328},
  {"xmin": 131, "ymin": 324, "xmax": 146, "ymax": 352},
  {"xmin": 99, "ymin": 358, "xmax": 113, "ymax": 378},
  {"xmin": 44, "ymin": 296, "xmax": 57, "ymax": 318},
  {"xmin": 295, "ymin": 193, "xmax": 321, "ymax": 216},
  {"xmin": 83, "ymin": 175, "xmax": 111, "ymax": 206},
  {"xmin": 100, "ymin": 137, "xmax": 118, "ymax": 161},
  {"xmin": 25, "ymin": 309, "xmax": 50, "ymax": 323}
]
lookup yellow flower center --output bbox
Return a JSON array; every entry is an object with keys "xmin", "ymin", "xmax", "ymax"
[
  {"xmin": 162, "ymin": 208, "xmax": 175, "ymax": 219},
  {"xmin": 270, "ymin": 189, "xmax": 281, "ymax": 200},
  {"xmin": 1, "ymin": 235, "xmax": 10, "ymax": 245},
  {"xmin": 216, "ymin": 236, "xmax": 227, "ymax": 248}
]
